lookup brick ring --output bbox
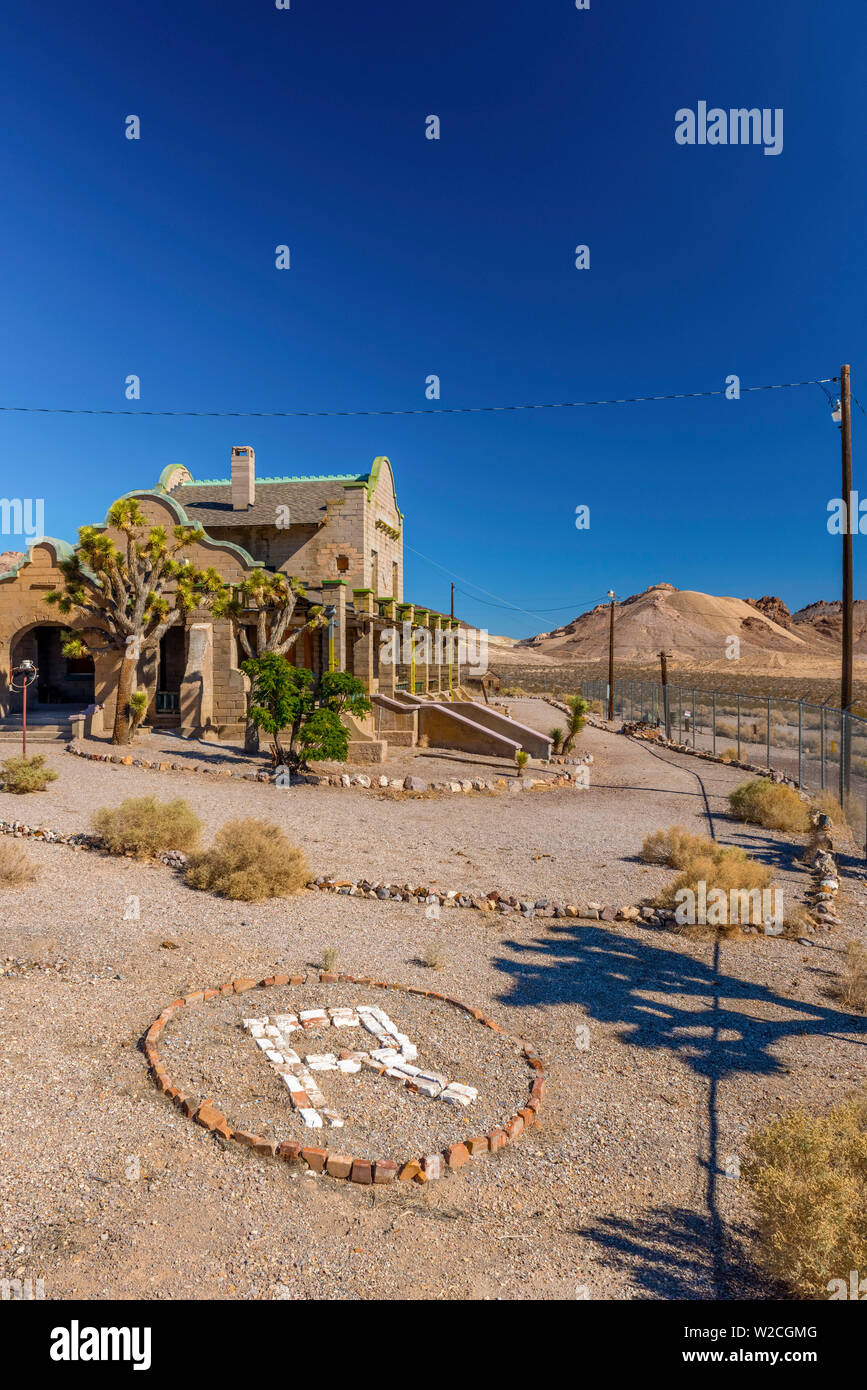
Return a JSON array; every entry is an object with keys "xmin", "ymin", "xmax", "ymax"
[{"xmin": 143, "ymin": 970, "xmax": 546, "ymax": 1184}]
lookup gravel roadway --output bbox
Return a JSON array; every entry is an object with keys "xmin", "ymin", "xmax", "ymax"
[{"xmin": 2, "ymin": 702, "xmax": 866, "ymax": 1301}]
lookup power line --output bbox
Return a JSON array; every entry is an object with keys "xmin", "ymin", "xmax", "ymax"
[
  {"xmin": 454, "ymin": 587, "xmax": 608, "ymax": 614},
  {"xmin": 0, "ymin": 377, "xmax": 834, "ymax": 418}
]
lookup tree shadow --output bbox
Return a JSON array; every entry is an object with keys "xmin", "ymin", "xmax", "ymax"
[
  {"xmin": 575, "ymin": 1205, "xmax": 776, "ymax": 1301},
  {"xmin": 493, "ymin": 924, "xmax": 867, "ymax": 1299}
]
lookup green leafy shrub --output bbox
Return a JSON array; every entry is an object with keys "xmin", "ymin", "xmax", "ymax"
[{"xmin": 94, "ymin": 796, "xmax": 202, "ymax": 857}]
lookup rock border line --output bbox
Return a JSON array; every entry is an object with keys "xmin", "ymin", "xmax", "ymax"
[
  {"xmin": 0, "ymin": 818, "xmax": 650, "ymax": 924},
  {"xmin": 64, "ymin": 739, "xmax": 591, "ymax": 797},
  {"xmin": 143, "ymin": 970, "xmax": 546, "ymax": 1185}
]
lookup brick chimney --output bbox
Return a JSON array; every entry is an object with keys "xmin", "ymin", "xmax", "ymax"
[{"xmin": 230, "ymin": 446, "xmax": 256, "ymax": 510}]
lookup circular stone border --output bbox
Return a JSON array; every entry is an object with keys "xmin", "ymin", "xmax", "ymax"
[{"xmin": 143, "ymin": 970, "xmax": 546, "ymax": 1185}]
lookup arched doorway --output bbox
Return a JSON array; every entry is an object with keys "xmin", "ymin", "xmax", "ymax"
[
  {"xmin": 155, "ymin": 626, "xmax": 185, "ymax": 724},
  {"xmin": 8, "ymin": 624, "xmax": 95, "ymax": 711}
]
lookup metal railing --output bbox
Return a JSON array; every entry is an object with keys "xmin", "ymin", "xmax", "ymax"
[{"xmin": 574, "ymin": 677, "xmax": 867, "ymax": 856}]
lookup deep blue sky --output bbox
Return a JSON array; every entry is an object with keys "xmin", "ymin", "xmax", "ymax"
[{"xmin": 0, "ymin": 1, "xmax": 864, "ymax": 635}]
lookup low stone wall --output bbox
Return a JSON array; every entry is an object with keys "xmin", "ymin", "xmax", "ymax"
[{"xmin": 143, "ymin": 970, "xmax": 545, "ymax": 1185}]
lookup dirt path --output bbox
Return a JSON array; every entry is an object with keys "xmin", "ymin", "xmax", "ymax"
[{"xmin": 1, "ymin": 706, "xmax": 866, "ymax": 1301}]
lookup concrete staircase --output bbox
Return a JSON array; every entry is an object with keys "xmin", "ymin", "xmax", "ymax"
[{"xmin": 0, "ymin": 710, "xmax": 75, "ymax": 743}]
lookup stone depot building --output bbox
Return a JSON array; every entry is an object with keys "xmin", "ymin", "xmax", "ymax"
[{"xmin": 0, "ymin": 448, "xmax": 468, "ymax": 740}]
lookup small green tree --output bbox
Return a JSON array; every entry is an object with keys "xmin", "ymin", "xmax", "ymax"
[
  {"xmin": 297, "ymin": 707, "xmax": 349, "ymax": 762},
  {"xmin": 45, "ymin": 497, "xmax": 226, "ymax": 745},
  {"xmin": 242, "ymin": 653, "xmax": 314, "ymax": 765},
  {"xmin": 241, "ymin": 657, "xmax": 370, "ymax": 768},
  {"xmin": 549, "ymin": 727, "xmax": 564, "ymax": 755},
  {"xmin": 561, "ymin": 696, "xmax": 589, "ymax": 754},
  {"xmin": 318, "ymin": 670, "xmax": 371, "ymax": 720},
  {"xmin": 215, "ymin": 569, "xmax": 324, "ymax": 752}
]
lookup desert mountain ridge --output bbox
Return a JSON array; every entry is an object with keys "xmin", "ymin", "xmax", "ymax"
[{"xmin": 484, "ymin": 582, "xmax": 867, "ymax": 671}]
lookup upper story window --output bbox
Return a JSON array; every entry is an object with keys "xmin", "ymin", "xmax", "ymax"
[{"xmin": 336, "ymin": 555, "xmax": 349, "ymax": 572}]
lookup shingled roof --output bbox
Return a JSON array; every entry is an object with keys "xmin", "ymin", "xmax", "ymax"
[{"xmin": 170, "ymin": 477, "xmax": 358, "ymax": 529}]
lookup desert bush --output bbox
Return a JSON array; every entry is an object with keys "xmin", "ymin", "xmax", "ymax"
[
  {"xmin": 515, "ymin": 749, "xmax": 529, "ymax": 774},
  {"xmin": 720, "ymin": 747, "xmax": 738, "ymax": 763},
  {"xmin": 94, "ymin": 796, "xmax": 202, "ymax": 857},
  {"xmin": 729, "ymin": 779, "xmax": 811, "ymax": 834},
  {"xmin": 549, "ymin": 727, "xmax": 564, "ymax": 755},
  {"xmin": 421, "ymin": 941, "xmax": 444, "ymax": 969},
  {"xmin": 1, "ymin": 754, "xmax": 58, "ymax": 794},
  {"xmin": 321, "ymin": 946, "xmax": 339, "ymax": 973},
  {"xmin": 835, "ymin": 942, "xmax": 867, "ymax": 1013},
  {"xmin": 742, "ymin": 1091, "xmax": 867, "ymax": 1298},
  {"xmin": 640, "ymin": 825, "xmax": 717, "ymax": 868},
  {"xmin": 660, "ymin": 849, "xmax": 771, "ymax": 914},
  {"xmin": 642, "ymin": 824, "xmax": 772, "ymax": 924},
  {"xmin": 0, "ymin": 839, "xmax": 38, "ymax": 887},
  {"xmin": 185, "ymin": 818, "xmax": 309, "ymax": 900}
]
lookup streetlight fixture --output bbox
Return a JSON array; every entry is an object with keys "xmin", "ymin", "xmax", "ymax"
[{"xmin": 9, "ymin": 658, "xmax": 38, "ymax": 759}]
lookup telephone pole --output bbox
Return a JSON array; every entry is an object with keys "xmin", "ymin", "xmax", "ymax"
[
  {"xmin": 450, "ymin": 582, "xmax": 454, "ymax": 622},
  {"xmin": 840, "ymin": 364, "xmax": 854, "ymax": 804},
  {"xmin": 658, "ymin": 649, "xmax": 672, "ymax": 739},
  {"xmin": 607, "ymin": 589, "xmax": 616, "ymax": 720}
]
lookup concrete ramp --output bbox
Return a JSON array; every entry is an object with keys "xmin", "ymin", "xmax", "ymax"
[
  {"xmin": 416, "ymin": 702, "xmax": 521, "ymax": 758},
  {"xmin": 450, "ymin": 703, "xmax": 552, "ymax": 759}
]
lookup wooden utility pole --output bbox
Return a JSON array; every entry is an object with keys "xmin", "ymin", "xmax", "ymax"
[
  {"xmin": 450, "ymin": 582, "xmax": 454, "ymax": 621},
  {"xmin": 658, "ymin": 649, "xmax": 672, "ymax": 739},
  {"xmin": 840, "ymin": 364, "xmax": 854, "ymax": 803},
  {"xmin": 607, "ymin": 589, "xmax": 615, "ymax": 720}
]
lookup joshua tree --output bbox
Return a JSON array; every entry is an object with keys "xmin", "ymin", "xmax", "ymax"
[
  {"xmin": 560, "ymin": 695, "xmax": 590, "ymax": 755},
  {"xmin": 45, "ymin": 498, "xmax": 225, "ymax": 745},
  {"xmin": 515, "ymin": 748, "xmax": 529, "ymax": 776},
  {"xmin": 549, "ymin": 726, "xmax": 564, "ymax": 755},
  {"xmin": 214, "ymin": 569, "xmax": 324, "ymax": 751}
]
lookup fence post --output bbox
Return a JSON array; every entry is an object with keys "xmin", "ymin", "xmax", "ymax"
[
  {"xmin": 737, "ymin": 693, "xmax": 741, "ymax": 761},
  {"xmin": 820, "ymin": 706, "xmax": 826, "ymax": 790},
  {"xmin": 839, "ymin": 713, "xmax": 846, "ymax": 812},
  {"xmin": 766, "ymin": 697, "xmax": 771, "ymax": 772},
  {"xmin": 693, "ymin": 689, "xmax": 697, "ymax": 748},
  {"xmin": 712, "ymin": 692, "xmax": 717, "ymax": 756},
  {"xmin": 678, "ymin": 686, "xmax": 683, "ymax": 742},
  {"xmin": 798, "ymin": 701, "xmax": 803, "ymax": 788}
]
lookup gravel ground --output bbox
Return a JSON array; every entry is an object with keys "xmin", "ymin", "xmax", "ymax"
[
  {"xmin": 160, "ymin": 982, "xmax": 530, "ymax": 1160},
  {"xmin": 2, "ymin": 701, "xmax": 866, "ymax": 1301}
]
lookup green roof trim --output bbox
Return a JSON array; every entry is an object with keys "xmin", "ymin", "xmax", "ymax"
[
  {"xmin": 175, "ymin": 474, "xmax": 363, "ymax": 487},
  {"xmin": 155, "ymin": 464, "xmax": 193, "ymax": 494},
  {"xmin": 99, "ymin": 491, "xmax": 259, "ymax": 569},
  {"xmin": 343, "ymin": 455, "xmax": 404, "ymax": 518},
  {"xmin": 0, "ymin": 538, "xmax": 77, "ymax": 583}
]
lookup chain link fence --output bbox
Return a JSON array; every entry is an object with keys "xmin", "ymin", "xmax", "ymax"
[{"xmin": 491, "ymin": 667, "xmax": 867, "ymax": 857}]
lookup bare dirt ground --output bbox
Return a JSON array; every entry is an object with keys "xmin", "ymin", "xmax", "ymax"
[{"xmin": 2, "ymin": 701, "xmax": 866, "ymax": 1301}]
